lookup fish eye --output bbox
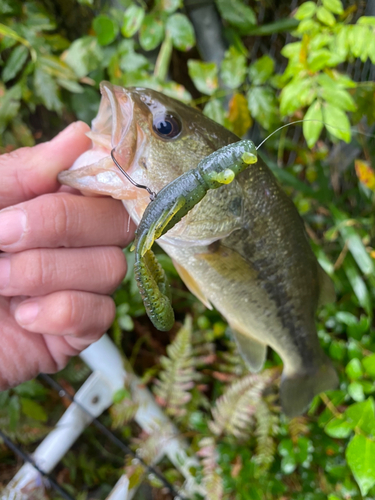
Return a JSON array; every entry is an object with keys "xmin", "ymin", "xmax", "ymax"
[{"xmin": 152, "ymin": 113, "xmax": 181, "ymax": 139}]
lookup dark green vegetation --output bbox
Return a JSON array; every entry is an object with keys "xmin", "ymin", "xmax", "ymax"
[{"xmin": 1, "ymin": 0, "xmax": 375, "ymax": 498}]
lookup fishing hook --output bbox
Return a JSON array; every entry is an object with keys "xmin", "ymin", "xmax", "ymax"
[{"xmin": 111, "ymin": 148, "xmax": 157, "ymax": 201}]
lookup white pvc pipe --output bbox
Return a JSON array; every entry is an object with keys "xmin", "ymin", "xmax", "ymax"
[{"xmin": 3, "ymin": 334, "xmax": 204, "ymax": 499}]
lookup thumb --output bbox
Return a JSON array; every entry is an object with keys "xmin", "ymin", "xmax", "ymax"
[{"xmin": 0, "ymin": 121, "xmax": 91, "ymax": 209}]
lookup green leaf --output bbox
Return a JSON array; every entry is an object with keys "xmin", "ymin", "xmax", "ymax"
[
  {"xmin": 245, "ymin": 18, "xmax": 299, "ymax": 36},
  {"xmin": 71, "ymin": 86, "xmax": 101, "ymax": 124},
  {"xmin": 330, "ymin": 206, "xmax": 374, "ymax": 276},
  {"xmin": 303, "ymin": 100, "xmax": 323, "ymax": 147},
  {"xmin": 154, "ymin": 34, "xmax": 173, "ymax": 80},
  {"xmin": 348, "ymin": 382, "xmax": 365, "ymax": 402},
  {"xmin": 325, "ymin": 417, "xmax": 353, "ymax": 438},
  {"xmin": 247, "ymin": 86, "xmax": 279, "ymax": 130},
  {"xmin": 280, "ymin": 78, "xmax": 316, "ymax": 117},
  {"xmin": 308, "ymin": 49, "xmax": 335, "ymax": 71},
  {"xmin": 166, "ymin": 13, "xmax": 195, "ymax": 51},
  {"xmin": 93, "ymin": 15, "xmax": 118, "ymax": 46},
  {"xmin": 336, "ymin": 311, "xmax": 357, "ymax": 326},
  {"xmin": 322, "ymin": 0, "xmax": 343, "ymax": 15},
  {"xmin": 57, "ymin": 78, "xmax": 84, "ymax": 93},
  {"xmin": 348, "ymin": 25, "xmax": 369, "ymax": 59},
  {"xmin": 346, "ymin": 434, "xmax": 375, "ymax": 495},
  {"xmin": 2, "ymin": 44, "xmax": 28, "ymax": 82},
  {"xmin": 8, "ymin": 395, "xmax": 20, "ymax": 432},
  {"xmin": 121, "ymin": 5, "xmax": 144, "ymax": 38},
  {"xmin": 0, "ymin": 84, "xmax": 21, "ymax": 133},
  {"xmin": 347, "ymin": 316, "xmax": 369, "ymax": 340},
  {"xmin": 188, "ymin": 60, "xmax": 218, "ymax": 95},
  {"xmin": 39, "ymin": 54, "xmax": 77, "ymax": 80},
  {"xmin": 294, "ymin": 1, "xmax": 317, "ymax": 20},
  {"xmin": 215, "ymin": 0, "xmax": 256, "ymax": 33},
  {"xmin": 159, "ymin": 0, "xmax": 182, "ymax": 14},
  {"xmin": 33, "ymin": 66, "xmax": 62, "ymax": 113},
  {"xmin": 278, "ymin": 439, "xmax": 296, "ymax": 473},
  {"xmin": 20, "ymin": 397, "xmax": 48, "ymax": 422},
  {"xmin": 139, "ymin": 15, "xmax": 164, "ymax": 51},
  {"xmin": 63, "ymin": 36, "xmax": 103, "ymax": 78},
  {"xmin": 320, "ymin": 87, "xmax": 356, "ymax": 111},
  {"xmin": 13, "ymin": 380, "xmax": 47, "ymax": 398},
  {"xmin": 345, "ymin": 398, "xmax": 375, "ymax": 436},
  {"xmin": 363, "ymin": 354, "xmax": 375, "ymax": 378},
  {"xmin": 248, "ymin": 55, "xmax": 274, "ymax": 86},
  {"xmin": 322, "ymin": 103, "xmax": 350, "ymax": 142},
  {"xmin": 281, "ymin": 455, "xmax": 297, "ymax": 474},
  {"xmin": 0, "ymin": 391, "xmax": 9, "ymax": 408},
  {"xmin": 317, "ymin": 6, "xmax": 336, "ymax": 26},
  {"xmin": 221, "ymin": 46, "xmax": 247, "ymax": 89},
  {"xmin": 346, "ymin": 359, "xmax": 363, "ymax": 380},
  {"xmin": 203, "ymin": 99, "xmax": 226, "ymax": 126},
  {"xmin": 228, "ymin": 92, "xmax": 252, "ymax": 136},
  {"xmin": 358, "ymin": 16, "xmax": 375, "ymax": 27},
  {"xmin": 329, "ymin": 340, "xmax": 346, "ymax": 361},
  {"xmin": 118, "ymin": 40, "xmax": 149, "ymax": 72},
  {"xmin": 342, "ymin": 256, "xmax": 371, "ymax": 314}
]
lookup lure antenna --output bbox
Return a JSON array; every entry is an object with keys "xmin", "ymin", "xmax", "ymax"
[{"xmin": 111, "ymin": 148, "xmax": 156, "ymax": 200}]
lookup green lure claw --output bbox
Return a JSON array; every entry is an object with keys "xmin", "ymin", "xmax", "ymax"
[{"xmin": 130, "ymin": 140, "xmax": 257, "ymax": 331}]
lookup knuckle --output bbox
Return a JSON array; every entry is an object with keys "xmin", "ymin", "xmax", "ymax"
[
  {"xmin": 21, "ymin": 250, "xmax": 56, "ymax": 291},
  {"xmin": 54, "ymin": 293, "xmax": 79, "ymax": 334},
  {"xmin": 0, "ymin": 148, "xmax": 35, "ymax": 199},
  {"xmin": 41, "ymin": 194, "xmax": 72, "ymax": 245}
]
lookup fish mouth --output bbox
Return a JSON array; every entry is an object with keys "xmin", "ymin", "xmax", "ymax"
[
  {"xmin": 94, "ymin": 81, "xmax": 137, "ymax": 168},
  {"xmin": 58, "ymin": 82, "xmax": 146, "ymax": 201}
]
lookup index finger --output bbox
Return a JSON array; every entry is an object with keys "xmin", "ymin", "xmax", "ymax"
[{"xmin": 0, "ymin": 121, "xmax": 91, "ymax": 209}]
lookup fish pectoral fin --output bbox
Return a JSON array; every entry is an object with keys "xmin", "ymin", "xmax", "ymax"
[
  {"xmin": 317, "ymin": 264, "xmax": 336, "ymax": 307},
  {"xmin": 197, "ymin": 244, "xmax": 257, "ymax": 282},
  {"xmin": 172, "ymin": 260, "xmax": 213, "ymax": 310},
  {"xmin": 280, "ymin": 359, "xmax": 339, "ymax": 418},
  {"xmin": 229, "ymin": 327, "xmax": 267, "ymax": 373}
]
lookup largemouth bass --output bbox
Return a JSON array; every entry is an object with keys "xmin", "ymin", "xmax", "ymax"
[{"xmin": 58, "ymin": 82, "xmax": 338, "ymax": 417}]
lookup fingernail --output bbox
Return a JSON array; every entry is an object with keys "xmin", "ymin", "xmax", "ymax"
[
  {"xmin": 16, "ymin": 301, "xmax": 40, "ymax": 326},
  {"xmin": 0, "ymin": 208, "xmax": 26, "ymax": 246},
  {"xmin": 0, "ymin": 257, "xmax": 10, "ymax": 289}
]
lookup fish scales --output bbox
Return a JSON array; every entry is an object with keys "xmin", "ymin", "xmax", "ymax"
[{"xmin": 58, "ymin": 82, "xmax": 338, "ymax": 416}]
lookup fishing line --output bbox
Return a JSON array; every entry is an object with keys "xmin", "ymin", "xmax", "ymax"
[
  {"xmin": 256, "ymin": 119, "xmax": 375, "ymax": 150},
  {"xmin": 0, "ymin": 428, "xmax": 76, "ymax": 500},
  {"xmin": 39, "ymin": 374, "xmax": 187, "ymax": 500}
]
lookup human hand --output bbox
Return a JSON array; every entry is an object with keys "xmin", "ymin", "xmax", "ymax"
[{"xmin": 0, "ymin": 122, "xmax": 135, "ymax": 390}]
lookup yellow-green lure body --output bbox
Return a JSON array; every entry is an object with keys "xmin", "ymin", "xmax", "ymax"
[{"xmin": 133, "ymin": 140, "xmax": 257, "ymax": 331}]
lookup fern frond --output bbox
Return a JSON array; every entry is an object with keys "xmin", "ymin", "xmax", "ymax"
[
  {"xmin": 288, "ymin": 415, "xmax": 310, "ymax": 443},
  {"xmin": 110, "ymin": 398, "xmax": 139, "ymax": 429},
  {"xmin": 0, "ymin": 412, "xmax": 50, "ymax": 445},
  {"xmin": 58, "ymin": 358, "xmax": 91, "ymax": 383},
  {"xmin": 153, "ymin": 316, "xmax": 199, "ymax": 418},
  {"xmin": 254, "ymin": 399, "xmax": 279, "ymax": 470},
  {"xmin": 215, "ymin": 340, "xmax": 247, "ymax": 377},
  {"xmin": 198, "ymin": 437, "xmax": 223, "ymax": 500},
  {"xmin": 132, "ymin": 426, "xmax": 175, "ymax": 465},
  {"xmin": 209, "ymin": 372, "xmax": 270, "ymax": 439}
]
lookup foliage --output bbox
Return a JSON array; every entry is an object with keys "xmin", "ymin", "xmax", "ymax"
[{"xmin": 1, "ymin": 0, "xmax": 375, "ymax": 499}]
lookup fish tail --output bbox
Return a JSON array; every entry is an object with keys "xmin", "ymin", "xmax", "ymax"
[{"xmin": 280, "ymin": 360, "xmax": 338, "ymax": 418}]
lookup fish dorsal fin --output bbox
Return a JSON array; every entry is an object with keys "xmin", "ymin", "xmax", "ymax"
[
  {"xmin": 317, "ymin": 264, "xmax": 336, "ymax": 307},
  {"xmin": 229, "ymin": 327, "xmax": 267, "ymax": 373},
  {"xmin": 172, "ymin": 259, "xmax": 213, "ymax": 310}
]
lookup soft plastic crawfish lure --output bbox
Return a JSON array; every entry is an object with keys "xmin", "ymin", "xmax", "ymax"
[{"xmin": 112, "ymin": 140, "xmax": 257, "ymax": 330}]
